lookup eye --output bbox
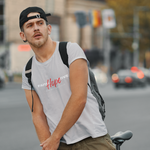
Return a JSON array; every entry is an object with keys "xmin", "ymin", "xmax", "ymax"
[
  {"xmin": 27, "ymin": 24, "xmax": 32, "ymax": 28},
  {"xmin": 39, "ymin": 21, "xmax": 43, "ymax": 25}
]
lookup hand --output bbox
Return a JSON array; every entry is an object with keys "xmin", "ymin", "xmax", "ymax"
[{"xmin": 40, "ymin": 135, "xmax": 60, "ymax": 150}]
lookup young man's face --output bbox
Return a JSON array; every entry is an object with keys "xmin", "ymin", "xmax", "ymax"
[{"xmin": 20, "ymin": 12, "xmax": 51, "ymax": 48}]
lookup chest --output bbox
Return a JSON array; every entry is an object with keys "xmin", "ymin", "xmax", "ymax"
[{"xmin": 31, "ymin": 56, "xmax": 70, "ymax": 93}]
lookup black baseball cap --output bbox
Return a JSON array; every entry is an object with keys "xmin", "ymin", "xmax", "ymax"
[{"xmin": 19, "ymin": 6, "xmax": 51, "ymax": 29}]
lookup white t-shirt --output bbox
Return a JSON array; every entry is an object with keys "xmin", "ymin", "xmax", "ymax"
[{"xmin": 22, "ymin": 42, "xmax": 107, "ymax": 144}]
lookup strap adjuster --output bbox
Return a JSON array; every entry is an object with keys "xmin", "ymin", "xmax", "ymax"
[{"xmin": 36, "ymin": 14, "xmax": 40, "ymax": 18}]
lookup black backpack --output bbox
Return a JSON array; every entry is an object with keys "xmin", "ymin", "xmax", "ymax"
[{"xmin": 25, "ymin": 42, "xmax": 106, "ymax": 120}]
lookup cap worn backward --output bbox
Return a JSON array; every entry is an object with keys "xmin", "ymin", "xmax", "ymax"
[{"xmin": 19, "ymin": 6, "xmax": 51, "ymax": 29}]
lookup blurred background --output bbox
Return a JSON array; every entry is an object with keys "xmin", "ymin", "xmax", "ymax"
[{"xmin": 0, "ymin": 0, "xmax": 150, "ymax": 150}]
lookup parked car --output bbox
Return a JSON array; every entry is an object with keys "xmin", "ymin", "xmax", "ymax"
[
  {"xmin": 130, "ymin": 66, "xmax": 147, "ymax": 86},
  {"xmin": 92, "ymin": 68, "xmax": 108, "ymax": 86},
  {"xmin": 0, "ymin": 68, "xmax": 5, "ymax": 88},
  {"xmin": 111, "ymin": 69, "xmax": 138, "ymax": 88},
  {"xmin": 138, "ymin": 67, "xmax": 150, "ymax": 85}
]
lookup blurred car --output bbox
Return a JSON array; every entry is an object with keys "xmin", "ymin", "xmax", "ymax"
[
  {"xmin": 92, "ymin": 68, "xmax": 108, "ymax": 86},
  {"xmin": 138, "ymin": 67, "xmax": 150, "ymax": 85},
  {"xmin": 0, "ymin": 68, "xmax": 5, "ymax": 88},
  {"xmin": 130, "ymin": 66, "xmax": 147, "ymax": 86},
  {"xmin": 111, "ymin": 69, "xmax": 138, "ymax": 88}
]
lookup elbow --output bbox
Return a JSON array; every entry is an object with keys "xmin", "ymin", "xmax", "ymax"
[
  {"xmin": 81, "ymin": 99, "xmax": 86, "ymax": 109},
  {"xmin": 78, "ymin": 95, "xmax": 87, "ymax": 108},
  {"xmin": 32, "ymin": 114, "xmax": 39, "ymax": 125},
  {"xmin": 82, "ymin": 97, "xmax": 87, "ymax": 106},
  {"xmin": 81, "ymin": 91, "xmax": 87, "ymax": 105},
  {"xmin": 32, "ymin": 113, "xmax": 44, "ymax": 126}
]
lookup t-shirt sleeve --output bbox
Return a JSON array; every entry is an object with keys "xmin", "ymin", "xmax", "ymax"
[
  {"xmin": 67, "ymin": 42, "xmax": 87, "ymax": 66},
  {"xmin": 22, "ymin": 66, "xmax": 34, "ymax": 90}
]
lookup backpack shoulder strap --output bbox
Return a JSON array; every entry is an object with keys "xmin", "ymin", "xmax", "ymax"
[
  {"xmin": 25, "ymin": 56, "xmax": 33, "ymax": 86},
  {"xmin": 25, "ymin": 56, "xmax": 34, "ymax": 112},
  {"xmin": 59, "ymin": 42, "xmax": 69, "ymax": 68},
  {"xmin": 59, "ymin": 42, "xmax": 105, "ymax": 120}
]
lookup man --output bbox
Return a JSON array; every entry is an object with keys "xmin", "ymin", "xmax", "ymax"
[{"xmin": 20, "ymin": 6, "xmax": 115, "ymax": 150}]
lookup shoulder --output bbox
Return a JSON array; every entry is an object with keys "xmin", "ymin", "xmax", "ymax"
[
  {"xmin": 67, "ymin": 42, "xmax": 81, "ymax": 50},
  {"xmin": 66, "ymin": 42, "xmax": 84, "ymax": 55},
  {"xmin": 65, "ymin": 42, "xmax": 87, "ymax": 66}
]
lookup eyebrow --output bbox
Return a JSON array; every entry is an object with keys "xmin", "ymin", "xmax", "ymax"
[{"xmin": 25, "ymin": 19, "xmax": 44, "ymax": 27}]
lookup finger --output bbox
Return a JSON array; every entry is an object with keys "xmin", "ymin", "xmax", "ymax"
[{"xmin": 40, "ymin": 140, "xmax": 46, "ymax": 147}]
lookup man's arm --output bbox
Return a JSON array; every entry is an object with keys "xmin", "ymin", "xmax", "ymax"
[
  {"xmin": 24, "ymin": 89, "xmax": 51, "ymax": 143},
  {"xmin": 41, "ymin": 58, "xmax": 88, "ymax": 150}
]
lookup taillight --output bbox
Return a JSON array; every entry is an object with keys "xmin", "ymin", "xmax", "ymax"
[
  {"xmin": 112, "ymin": 74, "xmax": 119, "ymax": 83},
  {"xmin": 137, "ymin": 71, "xmax": 144, "ymax": 79},
  {"xmin": 131, "ymin": 66, "xmax": 139, "ymax": 73},
  {"xmin": 125, "ymin": 77, "xmax": 132, "ymax": 83}
]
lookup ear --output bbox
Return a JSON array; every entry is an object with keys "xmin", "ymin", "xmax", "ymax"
[
  {"xmin": 47, "ymin": 24, "xmax": 52, "ymax": 35},
  {"xmin": 20, "ymin": 31, "xmax": 27, "ymax": 42}
]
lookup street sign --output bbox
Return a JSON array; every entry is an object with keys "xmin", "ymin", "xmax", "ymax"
[
  {"xmin": 102, "ymin": 9, "xmax": 116, "ymax": 28},
  {"xmin": 75, "ymin": 11, "xmax": 87, "ymax": 28}
]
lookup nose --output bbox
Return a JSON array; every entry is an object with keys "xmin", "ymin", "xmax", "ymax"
[{"xmin": 34, "ymin": 24, "xmax": 39, "ymax": 31}]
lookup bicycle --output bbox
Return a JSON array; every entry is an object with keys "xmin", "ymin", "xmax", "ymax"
[{"xmin": 111, "ymin": 130, "xmax": 133, "ymax": 150}]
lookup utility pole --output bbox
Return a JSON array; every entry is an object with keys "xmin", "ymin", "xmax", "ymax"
[
  {"xmin": 132, "ymin": 6, "xmax": 150, "ymax": 67},
  {"xmin": 132, "ymin": 7, "xmax": 139, "ymax": 67},
  {"xmin": 102, "ymin": 9, "xmax": 116, "ymax": 76},
  {"xmin": 103, "ymin": 28, "xmax": 111, "ymax": 76}
]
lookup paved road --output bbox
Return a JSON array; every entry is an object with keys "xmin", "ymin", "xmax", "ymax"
[
  {"xmin": 99, "ymin": 82, "xmax": 150, "ymax": 150},
  {"xmin": 0, "ymin": 82, "xmax": 150, "ymax": 150},
  {"xmin": 0, "ymin": 83, "xmax": 40, "ymax": 150}
]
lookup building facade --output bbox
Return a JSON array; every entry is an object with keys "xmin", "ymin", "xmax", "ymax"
[{"xmin": 1, "ymin": 0, "xmax": 107, "ymax": 73}]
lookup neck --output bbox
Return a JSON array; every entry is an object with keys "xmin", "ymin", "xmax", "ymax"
[{"xmin": 31, "ymin": 37, "xmax": 56, "ymax": 63}]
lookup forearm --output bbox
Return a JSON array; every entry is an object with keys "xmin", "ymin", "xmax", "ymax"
[
  {"xmin": 52, "ymin": 95, "xmax": 86, "ymax": 141},
  {"xmin": 32, "ymin": 113, "xmax": 51, "ymax": 143}
]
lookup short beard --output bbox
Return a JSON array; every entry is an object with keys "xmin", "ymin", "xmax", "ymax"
[{"xmin": 28, "ymin": 34, "xmax": 48, "ymax": 48}]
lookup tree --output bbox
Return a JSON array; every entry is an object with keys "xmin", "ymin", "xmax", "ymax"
[{"xmin": 106, "ymin": 0, "xmax": 150, "ymax": 63}]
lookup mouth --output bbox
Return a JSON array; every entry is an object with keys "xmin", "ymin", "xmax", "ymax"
[{"xmin": 33, "ymin": 33, "xmax": 42, "ymax": 39}]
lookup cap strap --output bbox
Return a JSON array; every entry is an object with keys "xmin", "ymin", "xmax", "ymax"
[
  {"xmin": 27, "ymin": 14, "xmax": 42, "ymax": 20},
  {"xmin": 22, "ymin": 13, "xmax": 51, "ymax": 25}
]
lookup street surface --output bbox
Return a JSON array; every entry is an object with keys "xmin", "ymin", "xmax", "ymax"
[{"xmin": 0, "ymin": 81, "xmax": 150, "ymax": 150}]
